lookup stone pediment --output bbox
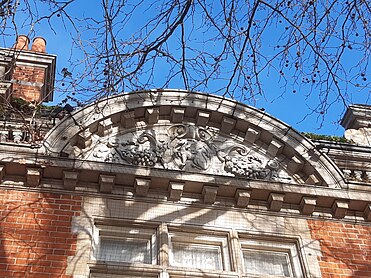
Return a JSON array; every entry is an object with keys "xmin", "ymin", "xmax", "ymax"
[
  {"xmin": 79, "ymin": 123, "xmax": 292, "ymax": 183},
  {"xmin": 43, "ymin": 90, "xmax": 345, "ymax": 188}
]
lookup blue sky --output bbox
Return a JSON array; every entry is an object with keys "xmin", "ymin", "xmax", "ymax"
[{"xmin": 1, "ymin": 0, "xmax": 370, "ymax": 136}]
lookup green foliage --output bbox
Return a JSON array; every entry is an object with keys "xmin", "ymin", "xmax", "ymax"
[
  {"xmin": 11, "ymin": 97, "xmax": 32, "ymax": 114},
  {"xmin": 7, "ymin": 97, "xmax": 60, "ymax": 117},
  {"xmin": 302, "ymin": 132, "xmax": 352, "ymax": 143}
]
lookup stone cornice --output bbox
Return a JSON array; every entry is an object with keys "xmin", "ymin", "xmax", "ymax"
[
  {"xmin": 341, "ymin": 104, "xmax": 371, "ymax": 130},
  {"xmin": 0, "ymin": 151, "xmax": 370, "ymax": 221}
]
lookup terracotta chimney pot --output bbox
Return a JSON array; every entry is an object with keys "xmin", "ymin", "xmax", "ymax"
[
  {"xmin": 31, "ymin": 37, "xmax": 47, "ymax": 53},
  {"xmin": 14, "ymin": 35, "xmax": 30, "ymax": 50}
]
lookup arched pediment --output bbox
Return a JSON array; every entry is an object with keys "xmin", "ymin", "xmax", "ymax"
[{"xmin": 43, "ymin": 90, "xmax": 345, "ymax": 188}]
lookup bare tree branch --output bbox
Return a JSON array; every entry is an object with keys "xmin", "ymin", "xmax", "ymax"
[{"xmin": 0, "ymin": 0, "xmax": 369, "ymax": 131}]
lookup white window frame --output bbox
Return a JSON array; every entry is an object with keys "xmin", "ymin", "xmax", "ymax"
[
  {"xmin": 239, "ymin": 237, "xmax": 304, "ymax": 278},
  {"xmin": 88, "ymin": 222, "xmax": 309, "ymax": 278},
  {"xmin": 90, "ymin": 274, "xmax": 159, "ymax": 278},
  {"xmin": 93, "ymin": 224, "xmax": 158, "ymax": 265},
  {"xmin": 168, "ymin": 230, "xmax": 231, "ymax": 272}
]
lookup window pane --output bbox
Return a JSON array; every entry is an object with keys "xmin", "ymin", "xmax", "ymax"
[
  {"xmin": 172, "ymin": 243, "xmax": 222, "ymax": 270},
  {"xmin": 243, "ymin": 249, "xmax": 291, "ymax": 277},
  {"xmin": 97, "ymin": 238, "xmax": 151, "ymax": 264}
]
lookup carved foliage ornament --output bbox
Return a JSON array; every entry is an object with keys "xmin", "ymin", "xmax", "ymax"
[{"xmin": 88, "ymin": 124, "xmax": 291, "ymax": 182}]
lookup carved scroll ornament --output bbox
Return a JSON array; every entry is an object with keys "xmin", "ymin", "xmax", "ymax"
[{"xmin": 88, "ymin": 124, "xmax": 291, "ymax": 182}]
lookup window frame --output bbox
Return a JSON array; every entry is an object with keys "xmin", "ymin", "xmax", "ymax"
[
  {"xmin": 93, "ymin": 223, "xmax": 158, "ymax": 265},
  {"xmin": 239, "ymin": 235, "xmax": 305, "ymax": 278},
  {"xmin": 90, "ymin": 273, "xmax": 159, "ymax": 278},
  {"xmin": 89, "ymin": 221, "xmax": 309, "ymax": 278},
  {"xmin": 168, "ymin": 228, "xmax": 231, "ymax": 272}
]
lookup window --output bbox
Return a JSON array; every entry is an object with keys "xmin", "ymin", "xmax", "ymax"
[
  {"xmin": 94, "ymin": 225, "xmax": 157, "ymax": 265},
  {"xmin": 169, "ymin": 230, "xmax": 230, "ymax": 271},
  {"xmin": 90, "ymin": 222, "xmax": 307, "ymax": 278},
  {"xmin": 97, "ymin": 237, "xmax": 152, "ymax": 263},
  {"xmin": 172, "ymin": 241, "xmax": 222, "ymax": 270},
  {"xmin": 240, "ymin": 237, "xmax": 304, "ymax": 278},
  {"xmin": 243, "ymin": 249, "xmax": 291, "ymax": 277},
  {"xmin": 90, "ymin": 274, "xmax": 158, "ymax": 278}
]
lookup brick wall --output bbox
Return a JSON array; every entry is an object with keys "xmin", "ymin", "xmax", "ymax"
[
  {"xmin": 0, "ymin": 189, "xmax": 82, "ymax": 278},
  {"xmin": 308, "ymin": 220, "xmax": 371, "ymax": 278},
  {"xmin": 2, "ymin": 188, "xmax": 371, "ymax": 278},
  {"xmin": 12, "ymin": 65, "xmax": 45, "ymax": 102}
]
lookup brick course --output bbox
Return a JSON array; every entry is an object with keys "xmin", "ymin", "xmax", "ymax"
[
  {"xmin": 12, "ymin": 65, "xmax": 45, "ymax": 102},
  {"xmin": 308, "ymin": 220, "xmax": 371, "ymax": 278},
  {"xmin": 0, "ymin": 189, "xmax": 82, "ymax": 278}
]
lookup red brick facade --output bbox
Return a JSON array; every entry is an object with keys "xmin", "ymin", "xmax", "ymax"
[
  {"xmin": 2, "ymin": 188, "xmax": 371, "ymax": 278},
  {"xmin": 12, "ymin": 65, "xmax": 46, "ymax": 102},
  {"xmin": 308, "ymin": 220, "xmax": 371, "ymax": 278},
  {"xmin": 0, "ymin": 189, "xmax": 82, "ymax": 278}
]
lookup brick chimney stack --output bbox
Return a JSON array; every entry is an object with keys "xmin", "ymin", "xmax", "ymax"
[{"xmin": 0, "ymin": 35, "xmax": 56, "ymax": 103}]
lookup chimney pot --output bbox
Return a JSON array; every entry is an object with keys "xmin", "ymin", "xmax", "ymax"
[
  {"xmin": 31, "ymin": 37, "xmax": 47, "ymax": 53},
  {"xmin": 14, "ymin": 35, "xmax": 30, "ymax": 50}
]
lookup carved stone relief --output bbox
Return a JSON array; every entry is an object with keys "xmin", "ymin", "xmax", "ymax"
[{"xmin": 82, "ymin": 124, "xmax": 292, "ymax": 182}]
